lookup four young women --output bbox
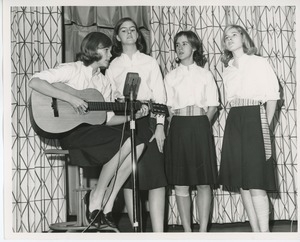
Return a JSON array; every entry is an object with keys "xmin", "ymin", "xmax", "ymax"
[{"xmin": 30, "ymin": 20, "xmax": 279, "ymax": 232}]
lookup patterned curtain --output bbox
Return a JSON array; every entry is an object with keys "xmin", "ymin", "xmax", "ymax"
[
  {"xmin": 11, "ymin": 5, "xmax": 297, "ymax": 232},
  {"xmin": 150, "ymin": 6, "xmax": 297, "ymax": 224},
  {"xmin": 11, "ymin": 6, "xmax": 65, "ymax": 232}
]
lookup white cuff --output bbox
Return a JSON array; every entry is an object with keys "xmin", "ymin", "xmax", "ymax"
[{"xmin": 156, "ymin": 115, "xmax": 165, "ymax": 124}]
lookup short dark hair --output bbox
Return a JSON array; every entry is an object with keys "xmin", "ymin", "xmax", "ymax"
[
  {"xmin": 76, "ymin": 32, "xmax": 112, "ymax": 66},
  {"xmin": 174, "ymin": 30, "xmax": 207, "ymax": 67},
  {"xmin": 111, "ymin": 17, "xmax": 146, "ymax": 57}
]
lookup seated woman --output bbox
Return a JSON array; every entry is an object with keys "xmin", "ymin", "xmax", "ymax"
[{"xmin": 28, "ymin": 32, "xmax": 147, "ymax": 231}]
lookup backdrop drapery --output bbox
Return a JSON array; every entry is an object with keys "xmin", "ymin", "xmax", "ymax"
[
  {"xmin": 11, "ymin": 5, "xmax": 296, "ymax": 232},
  {"xmin": 63, "ymin": 6, "xmax": 151, "ymax": 62},
  {"xmin": 150, "ymin": 5, "xmax": 297, "ymax": 224},
  {"xmin": 11, "ymin": 6, "xmax": 65, "ymax": 232}
]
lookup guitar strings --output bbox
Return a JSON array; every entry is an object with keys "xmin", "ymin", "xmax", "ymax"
[{"xmin": 82, "ymin": 102, "xmax": 128, "ymax": 233}]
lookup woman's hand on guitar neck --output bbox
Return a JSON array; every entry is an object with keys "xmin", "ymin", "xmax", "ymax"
[{"xmin": 135, "ymin": 104, "xmax": 149, "ymax": 119}]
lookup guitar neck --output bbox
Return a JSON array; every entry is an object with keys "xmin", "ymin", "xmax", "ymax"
[{"xmin": 87, "ymin": 101, "xmax": 142, "ymax": 111}]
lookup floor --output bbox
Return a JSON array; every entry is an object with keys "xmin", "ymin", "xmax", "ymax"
[
  {"xmin": 108, "ymin": 212, "xmax": 297, "ymax": 233},
  {"xmin": 60, "ymin": 189, "xmax": 297, "ymax": 234}
]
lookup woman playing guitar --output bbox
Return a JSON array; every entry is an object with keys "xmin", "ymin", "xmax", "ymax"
[{"xmin": 29, "ymin": 32, "xmax": 148, "ymax": 231}]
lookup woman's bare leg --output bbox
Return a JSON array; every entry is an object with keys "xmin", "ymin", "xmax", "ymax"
[
  {"xmin": 102, "ymin": 144, "xmax": 145, "ymax": 213},
  {"xmin": 124, "ymin": 186, "xmax": 166, "ymax": 232},
  {"xmin": 196, "ymin": 185, "xmax": 211, "ymax": 232},
  {"xmin": 250, "ymin": 189, "xmax": 270, "ymax": 232},
  {"xmin": 175, "ymin": 186, "xmax": 191, "ymax": 232},
  {"xmin": 148, "ymin": 187, "xmax": 165, "ymax": 232},
  {"xmin": 88, "ymin": 139, "xmax": 131, "ymax": 212},
  {"xmin": 240, "ymin": 188, "xmax": 260, "ymax": 232}
]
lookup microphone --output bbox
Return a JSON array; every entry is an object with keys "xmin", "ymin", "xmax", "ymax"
[{"xmin": 123, "ymin": 72, "xmax": 141, "ymax": 101}]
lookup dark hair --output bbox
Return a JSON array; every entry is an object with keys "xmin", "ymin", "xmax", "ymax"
[
  {"xmin": 76, "ymin": 32, "xmax": 112, "ymax": 66},
  {"xmin": 220, "ymin": 25, "xmax": 257, "ymax": 67},
  {"xmin": 111, "ymin": 17, "xmax": 146, "ymax": 57},
  {"xmin": 174, "ymin": 31, "xmax": 207, "ymax": 67}
]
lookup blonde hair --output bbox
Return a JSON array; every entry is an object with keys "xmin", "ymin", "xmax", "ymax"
[{"xmin": 221, "ymin": 25, "xmax": 257, "ymax": 67}]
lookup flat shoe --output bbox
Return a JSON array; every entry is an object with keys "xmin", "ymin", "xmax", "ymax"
[
  {"xmin": 84, "ymin": 190, "xmax": 100, "ymax": 225},
  {"xmin": 99, "ymin": 211, "xmax": 117, "ymax": 229}
]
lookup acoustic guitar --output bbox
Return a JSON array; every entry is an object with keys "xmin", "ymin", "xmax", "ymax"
[{"xmin": 29, "ymin": 83, "xmax": 168, "ymax": 138}]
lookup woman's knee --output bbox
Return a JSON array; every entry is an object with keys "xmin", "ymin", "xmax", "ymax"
[
  {"xmin": 196, "ymin": 185, "xmax": 211, "ymax": 192},
  {"xmin": 174, "ymin": 186, "xmax": 190, "ymax": 197},
  {"xmin": 250, "ymin": 189, "xmax": 267, "ymax": 197},
  {"xmin": 122, "ymin": 139, "xmax": 144, "ymax": 155}
]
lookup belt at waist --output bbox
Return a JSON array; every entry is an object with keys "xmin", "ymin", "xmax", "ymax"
[
  {"xmin": 173, "ymin": 106, "xmax": 206, "ymax": 116},
  {"xmin": 230, "ymin": 98, "xmax": 271, "ymax": 160},
  {"xmin": 230, "ymin": 98, "xmax": 261, "ymax": 107}
]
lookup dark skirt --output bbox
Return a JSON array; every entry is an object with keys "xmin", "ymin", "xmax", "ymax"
[
  {"xmin": 165, "ymin": 116, "xmax": 218, "ymax": 186},
  {"xmin": 59, "ymin": 124, "xmax": 136, "ymax": 167},
  {"xmin": 218, "ymin": 106, "xmax": 277, "ymax": 191},
  {"xmin": 115, "ymin": 116, "xmax": 168, "ymax": 190}
]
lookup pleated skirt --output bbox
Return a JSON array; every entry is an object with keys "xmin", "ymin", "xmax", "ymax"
[
  {"xmin": 218, "ymin": 106, "xmax": 277, "ymax": 191},
  {"xmin": 165, "ymin": 116, "xmax": 218, "ymax": 186}
]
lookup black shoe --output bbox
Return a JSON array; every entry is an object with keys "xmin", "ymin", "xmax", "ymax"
[
  {"xmin": 99, "ymin": 211, "xmax": 117, "ymax": 229},
  {"xmin": 84, "ymin": 190, "xmax": 100, "ymax": 226}
]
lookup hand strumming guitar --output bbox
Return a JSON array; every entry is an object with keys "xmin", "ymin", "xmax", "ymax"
[{"xmin": 67, "ymin": 94, "xmax": 89, "ymax": 115}]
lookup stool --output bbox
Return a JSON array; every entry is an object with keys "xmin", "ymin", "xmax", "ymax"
[{"xmin": 44, "ymin": 149, "xmax": 97, "ymax": 232}]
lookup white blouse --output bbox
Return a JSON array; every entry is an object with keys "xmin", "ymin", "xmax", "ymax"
[
  {"xmin": 223, "ymin": 54, "xmax": 280, "ymax": 103},
  {"xmin": 31, "ymin": 61, "xmax": 114, "ymax": 121},
  {"xmin": 164, "ymin": 63, "xmax": 219, "ymax": 112},
  {"xmin": 106, "ymin": 51, "xmax": 166, "ymax": 123}
]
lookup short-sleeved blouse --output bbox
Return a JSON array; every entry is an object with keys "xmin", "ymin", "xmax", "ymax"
[
  {"xmin": 31, "ymin": 61, "xmax": 114, "ymax": 120},
  {"xmin": 106, "ymin": 51, "xmax": 166, "ymax": 123},
  {"xmin": 223, "ymin": 54, "xmax": 280, "ymax": 103},
  {"xmin": 164, "ymin": 63, "xmax": 219, "ymax": 112},
  {"xmin": 106, "ymin": 51, "xmax": 166, "ymax": 102}
]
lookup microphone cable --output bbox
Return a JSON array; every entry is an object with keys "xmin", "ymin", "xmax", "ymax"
[{"xmin": 82, "ymin": 102, "xmax": 128, "ymax": 232}]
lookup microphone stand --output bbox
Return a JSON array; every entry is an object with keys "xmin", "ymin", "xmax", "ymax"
[{"xmin": 129, "ymin": 89, "xmax": 141, "ymax": 232}]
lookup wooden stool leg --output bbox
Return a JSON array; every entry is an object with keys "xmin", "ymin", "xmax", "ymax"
[
  {"xmin": 45, "ymin": 149, "xmax": 119, "ymax": 232},
  {"xmin": 74, "ymin": 167, "xmax": 91, "ymax": 227},
  {"xmin": 46, "ymin": 150, "xmax": 95, "ymax": 232}
]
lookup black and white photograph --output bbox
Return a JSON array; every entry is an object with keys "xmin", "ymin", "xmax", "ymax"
[{"xmin": 2, "ymin": 0, "xmax": 299, "ymax": 241}]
